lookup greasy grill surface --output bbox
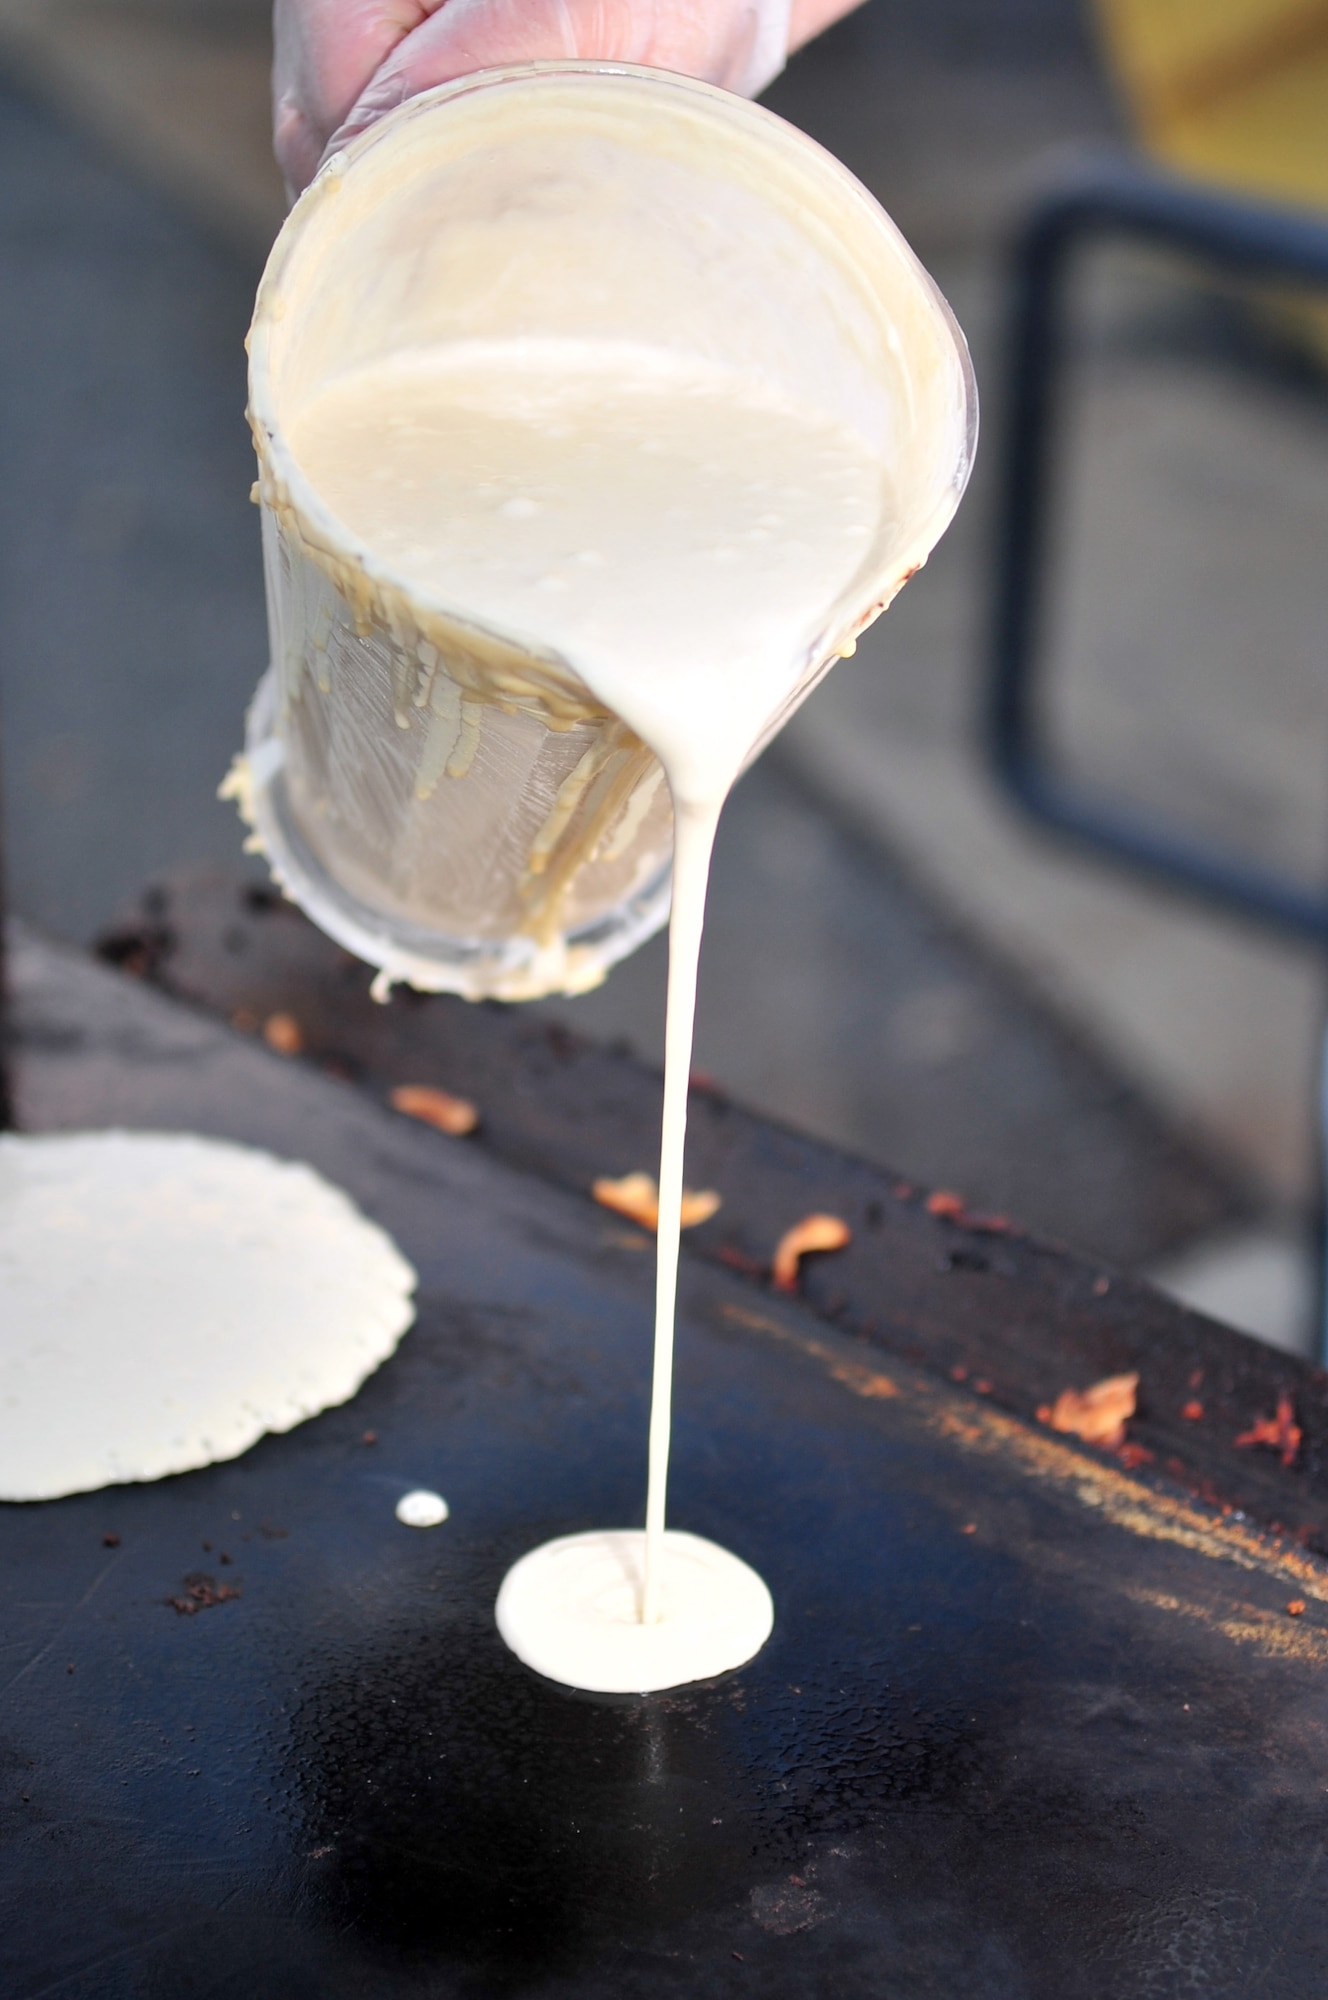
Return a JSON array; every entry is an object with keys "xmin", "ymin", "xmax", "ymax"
[
  {"xmin": 3, "ymin": 928, "xmax": 1328, "ymax": 1995},
  {"xmin": 96, "ymin": 873, "xmax": 1323, "ymax": 1542}
]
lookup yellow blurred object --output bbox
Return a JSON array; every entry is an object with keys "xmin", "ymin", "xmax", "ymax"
[{"xmin": 1094, "ymin": 0, "xmax": 1328, "ymax": 357}]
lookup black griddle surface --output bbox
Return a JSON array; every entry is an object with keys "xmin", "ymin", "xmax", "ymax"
[{"xmin": 5, "ymin": 935, "xmax": 1328, "ymax": 1998}]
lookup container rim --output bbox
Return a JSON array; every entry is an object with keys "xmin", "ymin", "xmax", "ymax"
[{"xmin": 248, "ymin": 59, "xmax": 977, "ymax": 665}]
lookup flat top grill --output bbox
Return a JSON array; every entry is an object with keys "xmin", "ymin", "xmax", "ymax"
[{"xmin": 4, "ymin": 917, "xmax": 1328, "ymax": 1999}]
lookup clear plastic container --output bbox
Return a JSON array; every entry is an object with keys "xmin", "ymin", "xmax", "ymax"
[{"xmin": 234, "ymin": 64, "xmax": 976, "ymax": 1001}]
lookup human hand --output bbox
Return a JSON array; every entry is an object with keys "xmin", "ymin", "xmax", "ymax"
[{"xmin": 274, "ymin": 0, "xmax": 864, "ymax": 196}]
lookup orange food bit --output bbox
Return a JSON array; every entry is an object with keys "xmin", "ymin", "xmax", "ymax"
[
  {"xmin": 1036, "ymin": 1371, "xmax": 1139, "ymax": 1451},
  {"xmin": 1234, "ymin": 1392, "xmax": 1301, "ymax": 1469},
  {"xmin": 390, "ymin": 1083, "xmax": 480, "ymax": 1136},
  {"xmin": 1181, "ymin": 1400, "xmax": 1204, "ymax": 1422},
  {"xmin": 262, "ymin": 1011, "xmax": 303, "ymax": 1056},
  {"xmin": 1288, "ymin": 1600, "xmax": 1307, "ymax": 1617},
  {"xmin": 591, "ymin": 1172, "xmax": 721, "ymax": 1233},
  {"xmin": 771, "ymin": 1214, "xmax": 852, "ymax": 1292},
  {"xmin": 1117, "ymin": 1441, "xmax": 1155, "ymax": 1470}
]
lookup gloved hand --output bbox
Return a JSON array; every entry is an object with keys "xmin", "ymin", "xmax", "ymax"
[{"xmin": 274, "ymin": 0, "xmax": 862, "ymax": 196}]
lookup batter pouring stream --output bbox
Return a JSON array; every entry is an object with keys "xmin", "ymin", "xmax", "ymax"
[{"xmin": 289, "ymin": 337, "xmax": 893, "ymax": 1687}]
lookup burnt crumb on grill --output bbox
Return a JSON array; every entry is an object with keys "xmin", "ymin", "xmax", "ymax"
[
  {"xmin": 718, "ymin": 1244, "xmax": 766, "ymax": 1277},
  {"xmin": 1235, "ymin": 1393, "xmax": 1302, "ymax": 1469},
  {"xmin": 1118, "ymin": 1441, "xmax": 1155, "ymax": 1469},
  {"xmin": 941, "ymin": 1247, "xmax": 990, "ymax": 1274},
  {"xmin": 749, "ymin": 1875, "xmax": 826, "ymax": 1936},
  {"xmin": 94, "ymin": 919, "xmax": 176, "ymax": 981},
  {"xmin": 166, "ymin": 1572, "xmax": 242, "ymax": 1615}
]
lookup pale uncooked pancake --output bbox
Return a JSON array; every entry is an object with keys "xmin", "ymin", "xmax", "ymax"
[
  {"xmin": 495, "ymin": 1529, "xmax": 774, "ymax": 1693},
  {"xmin": 0, "ymin": 1131, "xmax": 417, "ymax": 1501}
]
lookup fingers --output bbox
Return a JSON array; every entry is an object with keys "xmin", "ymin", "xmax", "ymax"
[
  {"xmin": 326, "ymin": 0, "xmax": 793, "ymax": 163},
  {"xmin": 273, "ymin": 0, "xmax": 447, "ymax": 190},
  {"xmin": 272, "ymin": 0, "xmax": 869, "ymax": 199},
  {"xmin": 277, "ymin": 0, "xmax": 802, "ymax": 194}
]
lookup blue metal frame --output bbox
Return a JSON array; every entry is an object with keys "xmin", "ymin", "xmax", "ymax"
[{"xmin": 985, "ymin": 149, "xmax": 1328, "ymax": 942}]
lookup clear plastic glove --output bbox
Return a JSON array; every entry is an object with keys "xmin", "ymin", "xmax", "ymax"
[{"xmin": 274, "ymin": 0, "xmax": 858, "ymax": 196}]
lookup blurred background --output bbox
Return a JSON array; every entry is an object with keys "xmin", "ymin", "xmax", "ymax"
[{"xmin": 0, "ymin": 0, "xmax": 1325, "ymax": 1349}]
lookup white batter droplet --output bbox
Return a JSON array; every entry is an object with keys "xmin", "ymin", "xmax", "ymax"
[
  {"xmin": 396, "ymin": 1488, "xmax": 449, "ymax": 1527},
  {"xmin": 496, "ymin": 1529, "xmax": 773, "ymax": 1694}
]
